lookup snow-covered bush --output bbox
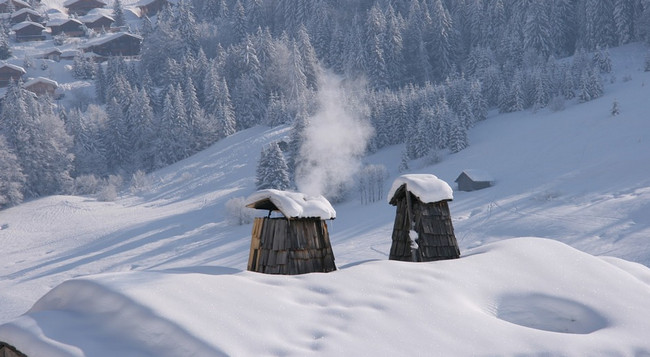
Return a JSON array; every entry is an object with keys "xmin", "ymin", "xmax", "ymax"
[
  {"xmin": 130, "ymin": 170, "xmax": 152, "ymax": 194},
  {"xmin": 98, "ymin": 184, "xmax": 118, "ymax": 202},
  {"xmin": 73, "ymin": 174, "xmax": 102, "ymax": 195},
  {"xmin": 225, "ymin": 197, "xmax": 254, "ymax": 226}
]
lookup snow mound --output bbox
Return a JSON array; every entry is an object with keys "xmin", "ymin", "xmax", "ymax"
[
  {"xmin": 245, "ymin": 189, "xmax": 336, "ymax": 220},
  {"xmin": 2, "ymin": 238, "xmax": 650, "ymax": 356},
  {"xmin": 387, "ymin": 174, "xmax": 453, "ymax": 204}
]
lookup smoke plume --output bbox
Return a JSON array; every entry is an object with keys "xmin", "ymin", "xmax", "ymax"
[{"xmin": 295, "ymin": 73, "xmax": 374, "ymax": 199}]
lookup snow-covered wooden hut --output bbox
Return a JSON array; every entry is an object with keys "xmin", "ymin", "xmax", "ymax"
[
  {"xmin": 455, "ymin": 169, "xmax": 494, "ymax": 192},
  {"xmin": 388, "ymin": 174, "xmax": 460, "ymax": 262},
  {"xmin": 245, "ymin": 189, "xmax": 337, "ymax": 275}
]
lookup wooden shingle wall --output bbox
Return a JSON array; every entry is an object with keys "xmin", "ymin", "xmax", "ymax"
[{"xmin": 248, "ymin": 217, "xmax": 336, "ymax": 275}]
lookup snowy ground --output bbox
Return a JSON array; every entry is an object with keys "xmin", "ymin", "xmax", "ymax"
[{"xmin": 1, "ymin": 43, "xmax": 650, "ymax": 355}]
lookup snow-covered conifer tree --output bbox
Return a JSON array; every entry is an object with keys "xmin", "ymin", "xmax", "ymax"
[
  {"xmin": 256, "ymin": 142, "xmax": 290, "ymax": 190},
  {"xmin": 0, "ymin": 135, "xmax": 25, "ymax": 208}
]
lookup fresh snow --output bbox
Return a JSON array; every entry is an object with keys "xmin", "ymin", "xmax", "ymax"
[
  {"xmin": 245, "ymin": 189, "xmax": 336, "ymax": 220},
  {"xmin": 387, "ymin": 174, "xmax": 454, "ymax": 204},
  {"xmin": 1, "ymin": 43, "xmax": 650, "ymax": 355}
]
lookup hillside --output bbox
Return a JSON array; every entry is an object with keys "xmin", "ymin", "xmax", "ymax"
[{"xmin": 1, "ymin": 41, "xmax": 650, "ymax": 355}]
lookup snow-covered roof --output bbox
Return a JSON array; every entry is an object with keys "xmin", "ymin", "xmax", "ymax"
[
  {"xmin": 135, "ymin": 0, "xmax": 166, "ymax": 7},
  {"xmin": 245, "ymin": 189, "xmax": 336, "ymax": 220},
  {"xmin": 23, "ymin": 76, "xmax": 59, "ymax": 88},
  {"xmin": 0, "ymin": 62, "xmax": 26, "ymax": 73},
  {"xmin": 46, "ymin": 17, "xmax": 83, "ymax": 27},
  {"xmin": 79, "ymin": 12, "xmax": 113, "ymax": 23},
  {"xmin": 63, "ymin": 0, "xmax": 106, "ymax": 6},
  {"xmin": 11, "ymin": 7, "xmax": 40, "ymax": 17},
  {"xmin": 457, "ymin": 169, "xmax": 494, "ymax": 183},
  {"xmin": 388, "ymin": 174, "xmax": 454, "ymax": 204},
  {"xmin": 11, "ymin": 21, "xmax": 45, "ymax": 31},
  {"xmin": 82, "ymin": 32, "xmax": 142, "ymax": 48}
]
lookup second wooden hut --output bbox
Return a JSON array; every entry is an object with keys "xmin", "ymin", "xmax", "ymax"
[
  {"xmin": 388, "ymin": 174, "xmax": 460, "ymax": 262},
  {"xmin": 245, "ymin": 189, "xmax": 337, "ymax": 275}
]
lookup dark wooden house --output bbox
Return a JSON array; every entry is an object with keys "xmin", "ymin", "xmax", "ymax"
[
  {"xmin": 455, "ymin": 169, "xmax": 494, "ymax": 192},
  {"xmin": 10, "ymin": 8, "xmax": 42, "ymax": 23},
  {"xmin": 82, "ymin": 32, "xmax": 142, "ymax": 57},
  {"xmin": 136, "ymin": 0, "xmax": 169, "ymax": 16},
  {"xmin": 23, "ymin": 76, "xmax": 62, "ymax": 98},
  {"xmin": 37, "ymin": 48, "xmax": 62, "ymax": 61},
  {"xmin": 388, "ymin": 174, "xmax": 460, "ymax": 262},
  {"xmin": 63, "ymin": 0, "xmax": 106, "ymax": 15},
  {"xmin": 80, "ymin": 13, "xmax": 114, "ymax": 31},
  {"xmin": 0, "ymin": 0, "xmax": 30, "ymax": 13},
  {"xmin": 245, "ymin": 189, "xmax": 337, "ymax": 275},
  {"xmin": 12, "ymin": 21, "xmax": 45, "ymax": 41},
  {"xmin": 0, "ymin": 341, "xmax": 28, "ymax": 357},
  {"xmin": 47, "ymin": 18, "xmax": 84, "ymax": 36},
  {"xmin": 0, "ymin": 63, "xmax": 25, "ymax": 87}
]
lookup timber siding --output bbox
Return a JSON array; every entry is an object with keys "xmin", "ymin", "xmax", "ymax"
[
  {"xmin": 248, "ymin": 217, "xmax": 336, "ymax": 275},
  {"xmin": 83, "ymin": 33, "xmax": 142, "ymax": 57},
  {"xmin": 389, "ymin": 184, "xmax": 460, "ymax": 262}
]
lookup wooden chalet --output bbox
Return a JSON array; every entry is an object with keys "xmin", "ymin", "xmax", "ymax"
[
  {"xmin": 0, "ymin": 341, "xmax": 28, "ymax": 357},
  {"xmin": 12, "ymin": 21, "xmax": 45, "ymax": 41},
  {"xmin": 388, "ymin": 174, "xmax": 460, "ymax": 262},
  {"xmin": 455, "ymin": 169, "xmax": 494, "ymax": 192},
  {"xmin": 0, "ymin": 0, "xmax": 30, "ymax": 13},
  {"xmin": 136, "ymin": 0, "xmax": 169, "ymax": 16},
  {"xmin": 80, "ymin": 12, "xmax": 114, "ymax": 31},
  {"xmin": 38, "ymin": 48, "xmax": 62, "ymax": 61},
  {"xmin": 82, "ymin": 32, "xmax": 142, "ymax": 57},
  {"xmin": 63, "ymin": 0, "xmax": 106, "ymax": 16},
  {"xmin": 10, "ymin": 8, "xmax": 42, "ymax": 23},
  {"xmin": 23, "ymin": 77, "xmax": 62, "ymax": 98},
  {"xmin": 0, "ymin": 63, "xmax": 25, "ymax": 87},
  {"xmin": 245, "ymin": 189, "xmax": 337, "ymax": 275},
  {"xmin": 47, "ymin": 18, "xmax": 84, "ymax": 36}
]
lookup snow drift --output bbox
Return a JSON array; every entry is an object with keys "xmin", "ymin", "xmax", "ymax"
[{"xmin": 2, "ymin": 238, "xmax": 650, "ymax": 356}]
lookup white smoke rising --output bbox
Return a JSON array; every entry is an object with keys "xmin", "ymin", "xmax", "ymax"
[{"xmin": 296, "ymin": 73, "xmax": 374, "ymax": 199}]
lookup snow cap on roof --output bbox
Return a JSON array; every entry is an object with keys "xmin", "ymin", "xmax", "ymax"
[
  {"xmin": 11, "ymin": 8, "xmax": 40, "ymax": 17},
  {"xmin": 64, "ymin": 0, "xmax": 106, "ymax": 6},
  {"xmin": 388, "ymin": 174, "xmax": 453, "ymax": 204},
  {"xmin": 11, "ymin": 21, "xmax": 45, "ymax": 31},
  {"xmin": 82, "ymin": 32, "xmax": 142, "ymax": 48},
  {"xmin": 23, "ymin": 76, "xmax": 58, "ymax": 87},
  {"xmin": 0, "ymin": 62, "xmax": 26, "ymax": 74},
  {"xmin": 80, "ymin": 12, "xmax": 114, "ymax": 22},
  {"xmin": 458, "ymin": 169, "xmax": 494, "ymax": 183},
  {"xmin": 245, "ymin": 189, "xmax": 336, "ymax": 220},
  {"xmin": 47, "ymin": 17, "xmax": 83, "ymax": 26}
]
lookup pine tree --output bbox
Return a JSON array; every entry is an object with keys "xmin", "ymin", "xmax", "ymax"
[
  {"xmin": 256, "ymin": 142, "xmax": 290, "ymax": 190},
  {"xmin": 448, "ymin": 114, "xmax": 468, "ymax": 153},
  {"xmin": 0, "ymin": 135, "xmax": 25, "ymax": 208},
  {"xmin": 0, "ymin": 30, "xmax": 11, "ymax": 60},
  {"xmin": 112, "ymin": 0, "xmax": 126, "ymax": 27}
]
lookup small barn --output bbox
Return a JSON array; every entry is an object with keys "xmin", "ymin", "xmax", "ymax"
[
  {"xmin": 388, "ymin": 174, "xmax": 460, "ymax": 262},
  {"xmin": 12, "ymin": 21, "xmax": 45, "ymax": 41},
  {"xmin": 82, "ymin": 32, "xmax": 142, "ymax": 57},
  {"xmin": 245, "ymin": 189, "xmax": 337, "ymax": 275},
  {"xmin": 47, "ymin": 18, "xmax": 84, "ymax": 36},
  {"xmin": 37, "ymin": 48, "xmax": 62, "ymax": 61},
  {"xmin": 455, "ymin": 169, "xmax": 494, "ymax": 192},
  {"xmin": 63, "ymin": 0, "xmax": 106, "ymax": 15},
  {"xmin": 10, "ymin": 8, "xmax": 42, "ymax": 23},
  {"xmin": 0, "ymin": 63, "xmax": 25, "ymax": 87},
  {"xmin": 80, "ymin": 12, "xmax": 114, "ymax": 31},
  {"xmin": 23, "ymin": 77, "xmax": 62, "ymax": 98}
]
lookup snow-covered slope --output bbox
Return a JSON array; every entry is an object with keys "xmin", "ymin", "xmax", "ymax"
[
  {"xmin": 3, "ymin": 238, "xmax": 650, "ymax": 356},
  {"xmin": 1, "ymin": 43, "xmax": 650, "ymax": 355}
]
